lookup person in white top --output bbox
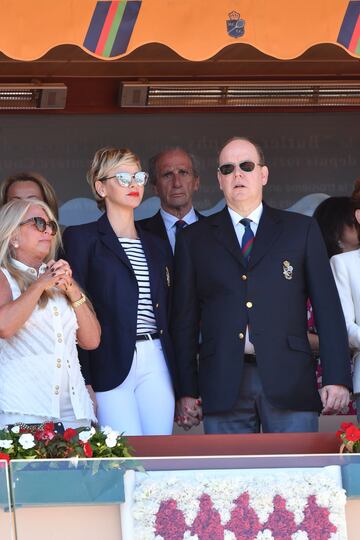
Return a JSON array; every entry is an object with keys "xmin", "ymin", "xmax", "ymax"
[
  {"xmin": 330, "ymin": 193, "xmax": 360, "ymax": 422},
  {"xmin": 0, "ymin": 198, "xmax": 100, "ymax": 429}
]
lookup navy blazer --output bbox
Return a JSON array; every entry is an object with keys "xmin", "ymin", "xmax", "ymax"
[
  {"xmin": 171, "ymin": 204, "xmax": 352, "ymax": 415},
  {"xmin": 63, "ymin": 213, "xmax": 175, "ymax": 392}
]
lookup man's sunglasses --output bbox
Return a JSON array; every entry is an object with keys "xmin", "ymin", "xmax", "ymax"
[
  {"xmin": 20, "ymin": 216, "xmax": 58, "ymax": 236},
  {"xmin": 218, "ymin": 161, "xmax": 262, "ymax": 175},
  {"xmin": 101, "ymin": 171, "xmax": 149, "ymax": 187}
]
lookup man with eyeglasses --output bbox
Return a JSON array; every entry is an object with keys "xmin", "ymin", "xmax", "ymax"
[
  {"xmin": 137, "ymin": 147, "xmax": 203, "ymax": 253},
  {"xmin": 171, "ymin": 136, "xmax": 351, "ymax": 434}
]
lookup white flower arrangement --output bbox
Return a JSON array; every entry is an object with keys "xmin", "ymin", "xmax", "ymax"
[{"xmin": 131, "ymin": 468, "xmax": 347, "ymax": 540}]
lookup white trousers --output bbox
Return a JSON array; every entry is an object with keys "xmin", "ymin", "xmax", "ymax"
[{"xmin": 96, "ymin": 338, "xmax": 175, "ymax": 436}]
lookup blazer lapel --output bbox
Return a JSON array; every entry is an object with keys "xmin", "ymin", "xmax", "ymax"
[
  {"xmin": 97, "ymin": 213, "xmax": 133, "ymax": 273},
  {"xmin": 248, "ymin": 204, "xmax": 282, "ymax": 269},
  {"xmin": 210, "ymin": 207, "xmax": 247, "ymax": 268}
]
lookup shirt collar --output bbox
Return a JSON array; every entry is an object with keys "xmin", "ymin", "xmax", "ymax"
[
  {"xmin": 160, "ymin": 207, "xmax": 197, "ymax": 231},
  {"xmin": 10, "ymin": 257, "xmax": 47, "ymax": 278},
  {"xmin": 227, "ymin": 202, "xmax": 263, "ymax": 228}
]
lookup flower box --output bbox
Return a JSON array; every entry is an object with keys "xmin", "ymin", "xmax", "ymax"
[{"xmin": 10, "ymin": 461, "xmax": 125, "ymax": 506}]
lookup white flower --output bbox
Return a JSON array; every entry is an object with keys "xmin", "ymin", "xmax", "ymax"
[
  {"xmin": 224, "ymin": 532, "xmax": 236, "ymax": 540},
  {"xmin": 11, "ymin": 425, "xmax": 20, "ymax": 434},
  {"xmin": 105, "ymin": 434, "xmax": 117, "ymax": 448},
  {"xmin": 78, "ymin": 430, "xmax": 93, "ymax": 443},
  {"xmin": 0, "ymin": 439, "xmax": 13, "ymax": 449},
  {"xmin": 18, "ymin": 433, "xmax": 35, "ymax": 450},
  {"xmin": 256, "ymin": 531, "xmax": 274, "ymax": 540},
  {"xmin": 101, "ymin": 425, "xmax": 113, "ymax": 435},
  {"xmin": 292, "ymin": 532, "xmax": 308, "ymax": 540}
]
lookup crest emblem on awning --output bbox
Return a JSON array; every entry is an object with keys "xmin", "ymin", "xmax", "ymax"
[{"xmin": 227, "ymin": 11, "xmax": 245, "ymax": 38}]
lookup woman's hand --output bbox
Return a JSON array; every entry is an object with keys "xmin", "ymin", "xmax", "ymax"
[
  {"xmin": 36, "ymin": 260, "xmax": 67, "ymax": 292},
  {"xmin": 48, "ymin": 259, "xmax": 82, "ymax": 302}
]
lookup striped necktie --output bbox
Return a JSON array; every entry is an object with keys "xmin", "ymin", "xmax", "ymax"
[
  {"xmin": 240, "ymin": 218, "xmax": 254, "ymax": 262},
  {"xmin": 175, "ymin": 220, "xmax": 187, "ymax": 235}
]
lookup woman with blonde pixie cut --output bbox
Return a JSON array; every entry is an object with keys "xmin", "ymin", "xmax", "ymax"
[
  {"xmin": 0, "ymin": 199, "xmax": 100, "ymax": 429},
  {"xmin": 63, "ymin": 147, "xmax": 176, "ymax": 435},
  {"xmin": 0, "ymin": 172, "xmax": 59, "ymax": 219}
]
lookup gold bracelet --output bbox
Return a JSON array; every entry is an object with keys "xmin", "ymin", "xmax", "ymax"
[{"xmin": 71, "ymin": 292, "xmax": 86, "ymax": 308}]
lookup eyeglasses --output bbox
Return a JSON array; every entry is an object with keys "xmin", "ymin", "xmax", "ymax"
[
  {"xmin": 218, "ymin": 161, "xmax": 262, "ymax": 175},
  {"xmin": 19, "ymin": 216, "xmax": 58, "ymax": 236},
  {"xmin": 101, "ymin": 171, "xmax": 149, "ymax": 187}
]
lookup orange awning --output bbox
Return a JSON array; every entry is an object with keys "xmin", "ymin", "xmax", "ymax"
[{"xmin": 0, "ymin": 0, "xmax": 359, "ymax": 62}]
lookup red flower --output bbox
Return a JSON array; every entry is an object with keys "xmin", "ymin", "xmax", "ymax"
[
  {"xmin": 0, "ymin": 453, "xmax": 10, "ymax": 463},
  {"xmin": 155, "ymin": 499, "xmax": 188, "ymax": 540},
  {"xmin": 340, "ymin": 422, "xmax": 353, "ymax": 431},
  {"xmin": 63, "ymin": 428, "xmax": 78, "ymax": 441},
  {"xmin": 299, "ymin": 495, "xmax": 337, "ymax": 540},
  {"xmin": 191, "ymin": 494, "xmax": 224, "ymax": 539},
  {"xmin": 264, "ymin": 495, "xmax": 297, "ymax": 539},
  {"xmin": 83, "ymin": 442, "xmax": 93, "ymax": 458},
  {"xmin": 35, "ymin": 423, "xmax": 56, "ymax": 442},
  {"xmin": 345, "ymin": 424, "xmax": 360, "ymax": 442},
  {"xmin": 43, "ymin": 422, "xmax": 55, "ymax": 432},
  {"xmin": 225, "ymin": 492, "xmax": 262, "ymax": 539}
]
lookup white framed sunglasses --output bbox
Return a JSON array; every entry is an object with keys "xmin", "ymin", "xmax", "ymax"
[{"xmin": 101, "ymin": 171, "xmax": 149, "ymax": 187}]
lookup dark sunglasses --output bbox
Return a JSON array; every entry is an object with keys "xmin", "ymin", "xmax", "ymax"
[
  {"xmin": 218, "ymin": 161, "xmax": 262, "ymax": 175},
  {"xmin": 101, "ymin": 171, "xmax": 149, "ymax": 187},
  {"xmin": 20, "ymin": 216, "xmax": 58, "ymax": 236}
]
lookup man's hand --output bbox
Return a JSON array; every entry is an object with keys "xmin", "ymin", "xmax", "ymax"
[
  {"xmin": 319, "ymin": 384, "xmax": 350, "ymax": 414},
  {"xmin": 175, "ymin": 396, "xmax": 203, "ymax": 431}
]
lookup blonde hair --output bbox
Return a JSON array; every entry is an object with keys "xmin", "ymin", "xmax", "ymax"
[
  {"xmin": 0, "ymin": 172, "xmax": 59, "ymax": 219},
  {"xmin": 0, "ymin": 199, "xmax": 62, "ymax": 308},
  {"xmin": 87, "ymin": 147, "xmax": 141, "ymax": 211}
]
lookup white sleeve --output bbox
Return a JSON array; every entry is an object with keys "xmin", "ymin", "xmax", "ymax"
[{"xmin": 330, "ymin": 254, "xmax": 360, "ymax": 349}]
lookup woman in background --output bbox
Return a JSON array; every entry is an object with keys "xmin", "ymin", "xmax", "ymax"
[
  {"xmin": 0, "ymin": 172, "xmax": 58, "ymax": 219},
  {"xmin": 331, "ymin": 182, "xmax": 360, "ymax": 422},
  {"xmin": 63, "ymin": 147, "xmax": 176, "ymax": 435},
  {"xmin": 0, "ymin": 199, "xmax": 100, "ymax": 428},
  {"xmin": 308, "ymin": 196, "xmax": 358, "ymax": 416},
  {"xmin": 313, "ymin": 196, "xmax": 358, "ymax": 258}
]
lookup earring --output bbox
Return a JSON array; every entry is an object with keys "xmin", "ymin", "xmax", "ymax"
[{"xmin": 12, "ymin": 241, "xmax": 19, "ymax": 249}]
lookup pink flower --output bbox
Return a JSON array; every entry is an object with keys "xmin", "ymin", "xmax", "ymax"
[
  {"xmin": 298, "ymin": 495, "xmax": 337, "ymax": 540},
  {"xmin": 225, "ymin": 492, "xmax": 262, "ymax": 539},
  {"xmin": 191, "ymin": 493, "xmax": 224, "ymax": 539},
  {"xmin": 264, "ymin": 495, "xmax": 297, "ymax": 539},
  {"xmin": 155, "ymin": 498, "xmax": 188, "ymax": 540}
]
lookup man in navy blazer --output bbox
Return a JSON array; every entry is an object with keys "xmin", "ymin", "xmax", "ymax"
[
  {"xmin": 171, "ymin": 136, "xmax": 351, "ymax": 434},
  {"xmin": 137, "ymin": 147, "xmax": 203, "ymax": 253}
]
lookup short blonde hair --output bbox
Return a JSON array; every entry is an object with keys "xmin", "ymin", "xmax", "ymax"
[
  {"xmin": 0, "ymin": 199, "xmax": 61, "ymax": 308},
  {"xmin": 0, "ymin": 172, "xmax": 59, "ymax": 219},
  {"xmin": 87, "ymin": 147, "xmax": 141, "ymax": 211}
]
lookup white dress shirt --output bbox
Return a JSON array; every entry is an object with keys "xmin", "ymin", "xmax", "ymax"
[
  {"xmin": 227, "ymin": 203, "xmax": 264, "ymax": 354},
  {"xmin": 160, "ymin": 207, "xmax": 199, "ymax": 253}
]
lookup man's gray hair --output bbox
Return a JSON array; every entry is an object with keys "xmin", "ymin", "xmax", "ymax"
[{"xmin": 148, "ymin": 147, "xmax": 200, "ymax": 186}]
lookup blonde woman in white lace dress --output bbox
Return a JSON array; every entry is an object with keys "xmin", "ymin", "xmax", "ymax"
[{"xmin": 0, "ymin": 199, "xmax": 100, "ymax": 429}]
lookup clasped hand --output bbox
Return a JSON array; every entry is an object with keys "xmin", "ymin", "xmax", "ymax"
[
  {"xmin": 175, "ymin": 396, "xmax": 203, "ymax": 431},
  {"xmin": 38, "ymin": 259, "xmax": 75, "ymax": 296},
  {"xmin": 319, "ymin": 384, "xmax": 350, "ymax": 414}
]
